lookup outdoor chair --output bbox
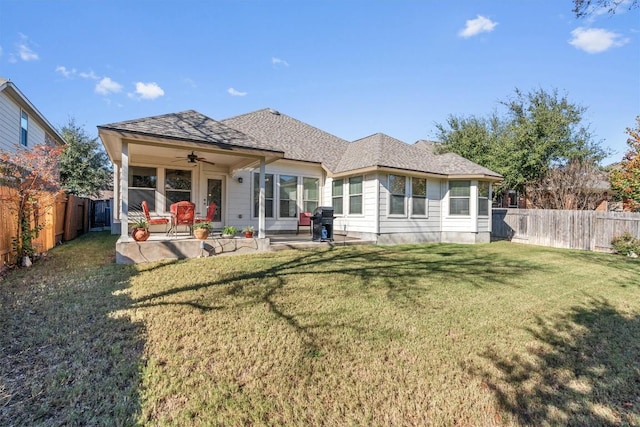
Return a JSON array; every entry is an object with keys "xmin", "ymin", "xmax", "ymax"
[
  {"xmin": 195, "ymin": 202, "xmax": 217, "ymax": 224},
  {"xmin": 169, "ymin": 201, "xmax": 196, "ymax": 237},
  {"xmin": 141, "ymin": 200, "xmax": 169, "ymax": 233},
  {"xmin": 297, "ymin": 212, "xmax": 312, "ymax": 235}
]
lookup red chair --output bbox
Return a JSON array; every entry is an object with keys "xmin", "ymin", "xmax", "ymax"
[
  {"xmin": 297, "ymin": 212, "xmax": 312, "ymax": 235},
  {"xmin": 169, "ymin": 201, "xmax": 196, "ymax": 237},
  {"xmin": 141, "ymin": 200, "xmax": 169, "ymax": 232},
  {"xmin": 195, "ymin": 202, "xmax": 217, "ymax": 224}
]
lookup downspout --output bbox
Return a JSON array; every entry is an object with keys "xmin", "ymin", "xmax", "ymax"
[{"xmin": 374, "ymin": 174, "xmax": 380, "ymax": 239}]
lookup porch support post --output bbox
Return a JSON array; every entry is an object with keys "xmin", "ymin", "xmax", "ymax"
[
  {"xmin": 258, "ymin": 158, "xmax": 266, "ymax": 239},
  {"xmin": 120, "ymin": 140, "xmax": 130, "ymax": 240}
]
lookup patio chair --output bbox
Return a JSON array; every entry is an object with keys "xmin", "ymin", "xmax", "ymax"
[
  {"xmin": 195, "ymin": 202, "xmax": 217, "ymax": 224},
  {"xmin": 169, "ymin": 201, "xmax": 196, "ymax": 237},
  {"xmin": 141, "ymin": 200, "xmax": 169, "ymax": 232},
  {"xmin": 297, "ymin": 212, "xmax": 312, "ymax": 235}
]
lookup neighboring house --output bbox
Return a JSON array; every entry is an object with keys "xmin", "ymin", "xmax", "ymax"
[
  {"xmin": 97, "ymin": 109, "xmax": 502, "ymax": 245},
  {"xmin": 0, "ymin": 77, "xmax": 65, "ymax": 152}
]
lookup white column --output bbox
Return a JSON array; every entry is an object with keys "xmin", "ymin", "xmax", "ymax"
[
  {"xmin": 121, "ymin": 141, "xmax": 130, "ymax": 240},
  {"xmin": 258, "ymin": 158, "xmax": 266, "ymax": 239}
]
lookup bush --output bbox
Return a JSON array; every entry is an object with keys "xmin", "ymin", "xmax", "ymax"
[{"xmin": 611, "ymin": 232, "xmax": 640, "ymax": 257}]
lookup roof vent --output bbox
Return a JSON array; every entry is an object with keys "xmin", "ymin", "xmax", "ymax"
[{"xmin": 268, "ymin": 108, "xmax": 280, "ymax": 115}]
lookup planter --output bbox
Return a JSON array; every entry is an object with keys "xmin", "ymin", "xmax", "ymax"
[
  {"xmin": 194, "ymin": 228, "xmax": 210, "ymax": 240},
  {"xmin": 131, "ymin": 227, "xmax": 150, "ymax": 242},
  {"xmin": 221, "ymin": 234, "xmax": 234, "ymax": 239},
  {"xmin": 244, "ymin": 232, "xmax": 254, "ymax": 238}
]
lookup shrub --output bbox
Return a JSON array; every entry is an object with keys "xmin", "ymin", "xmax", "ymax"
[{"xmin": 611, "ymin": 232, "xmax": 640, "ymax": 257}]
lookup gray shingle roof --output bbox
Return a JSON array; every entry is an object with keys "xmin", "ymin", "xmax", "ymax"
[
  {"xmin": 98, "ymin": 110, "xmax": 280, "ymax": 153},
  {"xmin": 99, "ymin": 108, "xmax": 502, "ymax": 179},
  {"xmin": 222, "ymin": 108, "xmax": 350, "ymax": 171}
]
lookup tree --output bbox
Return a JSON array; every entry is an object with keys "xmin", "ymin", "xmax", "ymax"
[
  {"xmin": 0, "ymin": 143, "xmax": 63, "ymax": 262},
  {"xmin": 610, "ymin": 117, "xmax": 640, "ymax": 211},
  {"xmin": 526, "ymin": 159, "xmax": 609, "ymax": 210},
  {"xmin": 59, "ymin": 118, "xmax": 112, "ymax": 198},
  {"xmin": 435, "ymin": 88, "xmax": 609, "ymax": 197},
  {"xmin": 573, "ymin": 0, "xmax": 638, "ymax": 17}
]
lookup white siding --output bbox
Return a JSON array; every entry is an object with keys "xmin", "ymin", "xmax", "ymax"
[
  {"xmin": 228, "ymin": 160, "xmax": 325, "ymax": 232},
  {"xmin": 331, "ymin": 173, "xmax": 378, "ymax": 235}
]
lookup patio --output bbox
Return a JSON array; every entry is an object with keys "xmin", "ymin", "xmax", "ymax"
[{"xmin": 115, "ymin": 232, "xmax": 374, "ymax": 264}]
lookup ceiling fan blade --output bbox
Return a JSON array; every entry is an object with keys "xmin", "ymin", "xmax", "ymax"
[{"xmin": 200, "ymin": 159, "xmax": 216, "ymax": 166}]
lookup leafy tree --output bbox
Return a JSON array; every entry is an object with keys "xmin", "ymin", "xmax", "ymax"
[
  {"xmin": 435, "ymin": 88, "xmax": 609, "ymax": 196},
  {"xmin": 573, "ymin": 0, "xmax": 638, "ymax": 17},
  {"xmin": 59, "ymin": 118, "xmax": 112, "ymax": 198},
  {"xmin": 610, "ymin": 117, "xmax": 640, "ymax": 211},
  {"xmin": 0, "ymin": 143, "xmax": 63, "ymax": 262}
]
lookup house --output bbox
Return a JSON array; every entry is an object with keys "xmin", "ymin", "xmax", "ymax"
[
  {"xmin": 97, "ymin": 109, "xmax": 502, "ymax": 259},
  {"xmin": 0, "ymin": 77, "xmax": 65, "ymax": 151}
]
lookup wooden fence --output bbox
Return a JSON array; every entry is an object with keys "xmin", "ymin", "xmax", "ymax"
[
  {"xmin": 492, "ymin": 208, "xmax": 640, "ymax": 252},
  {"xmin": 0, "ymin": 185, "xmax": 90, "ymax": 265}
]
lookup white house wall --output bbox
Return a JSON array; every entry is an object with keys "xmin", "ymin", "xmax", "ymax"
[{"xmin": 230, "ymin": 160, "xmax": 325, "ymax": 232}]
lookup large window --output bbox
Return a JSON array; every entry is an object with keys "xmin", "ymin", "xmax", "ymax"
[
  {"xmin": 302, "ymin": 177, "xmax": 319, "ymax": 213},
  {"xmin": 478, "ymin": 181, "xmax": 490, "ymax": 216},
  {"xmin": 165, "ymin": 169, "xmax": 192, "ymax": 210},
  {"xmin": 279, "ymin": 175, "xmax": 297, "ymax": 218},
  {"xmin": 332, "ymin": 179, "xmax": 344, "ymax": 215},
  {"xmin": 253, "ymin": 173, "xmax": 274, "ymax": 218},
  {"xmin": 412, "ymin": 177, "xmax": 427, "ymax": 216},
  {"xmin": 129, "ymin": 166, "xmax": 157, "ymax": 211},
  {"xmin": 349, "ymin": 176, "xmax": 363, "ymax": 215},
  {"xmin": 388, "ymin": 174, "xmax": 406, "ymax": 215},
  {"xmin": 449, "ymin": 181, "xmax": 470, "ymax": 215},
  {"xmin": 20, "ymin": 111, "xmax": 28, "ymax": 146}
]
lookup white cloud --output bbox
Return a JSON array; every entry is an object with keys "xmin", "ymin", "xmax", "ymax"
[
  {"xmin": 95, "ymin": 77, "xmax": 123, "ymax": 95},
  {"xmin": 16, "ymin": 33, "xmax": 38, "ymax": 61},
  {"xmin": 228, "ymin": 87, "xmax": 247, "ymax": 97},
  {"xmin": 79, "ymin": 70, "xmax": 98, "ymax": 80},
  {"xmin": 569, "ymin": 27, "xmax": 629, "ymax": 53},
  {"xmin": 272, "ymin": 57, "xmax": 289, "ymax": 67},
  {"xmin": 459, "ymin": 15, "xmax": 498, "ymax": 38},
  {"xmin": 55, "ymin": 65, "xmax": 75, "ymax": 78},
  {"xmin": 133, "ymin": 82, "xmax": 165, "ymax": 100},
  {"xmin": 0, "ymin": 45, "xmax": 3, "ymax": 58}
]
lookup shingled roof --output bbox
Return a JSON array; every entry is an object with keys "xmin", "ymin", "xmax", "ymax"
[
  {"xmin": 98, "ymin": 110, "xmax": 280, "ymax": 153},
  {"xmin": 222, "ymin": 108, "xmax": 350, "ymax": 171}
]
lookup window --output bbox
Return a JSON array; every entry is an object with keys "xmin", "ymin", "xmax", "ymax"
[
  {"xmin": 349, "ymin": 176, "xmax": 363, "ymax": 215},
  {"xmin": 412, "ymin": 177, "xmax": 427, "ymax": 216},
  {"xmin": 449, "ymin": 181, "xmax": 470, "ymax": 215},
  {"xmin": 253, "ymin": 172, "xmax": 274, "ymax": 218},
  {"xmin": 388, "ymin": 175, "xmax": 406, "ymax": 215},
  {"xmin": 279, "ymin": 175, "xmax": 297, "ymax": 218},
  {"xmin": 165, "ymin": 169, "xmax": 192, "ymax": 210},
  {"xmin": 302, "ymin": 177, "xmax": 319, "ymax": 213},
  {"xmin": 20, "ymin": 111, "xmax": 28, "ymax": 146},
  {"xmin": 478, "ymin": 182, "xmax": 490, "ymax": 216},
  {"xmin": 129, "ymin": 166, "xmax": 157, "ymax": 211},
  {"xmin": 332, "ymin": 179, "xmax": 344, "ymax": 215}
]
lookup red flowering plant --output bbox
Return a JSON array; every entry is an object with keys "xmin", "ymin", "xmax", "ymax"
[
  {"xmin": 610, "ymin": 117, "xmax": 640, "ymax": 212},
  {"xmin": 0, "ymin": 143, "xmax": 63, "ymax": 264}
]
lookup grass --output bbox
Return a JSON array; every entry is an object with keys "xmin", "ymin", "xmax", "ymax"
[{"xmin": 1, "ymin": 233, "xmax": 639, "ymax": 426}]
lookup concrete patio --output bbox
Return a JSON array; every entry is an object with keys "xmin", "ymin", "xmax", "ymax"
[{"xmin": 115, "ymin": 232, "xmax": 374, "ymax": 264}]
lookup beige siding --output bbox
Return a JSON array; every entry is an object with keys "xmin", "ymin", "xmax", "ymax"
[{"xmin": 0, "ymin": 92, "xmax": 48, "ymax": 153}]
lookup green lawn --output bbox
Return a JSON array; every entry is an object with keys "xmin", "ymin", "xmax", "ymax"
[{"xmin": 1, "ymin": 232, "xmax": 639, "ymax": 426}]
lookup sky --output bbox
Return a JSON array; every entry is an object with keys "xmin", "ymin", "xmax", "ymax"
[{"xmin": 0, "ymin": 0, "xmax": 638, "ymax": 165}]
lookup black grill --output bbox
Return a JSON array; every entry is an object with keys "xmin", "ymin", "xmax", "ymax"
[{"xmin": 312, "ymin": 206, "xmax": 335, "ymax": 241}]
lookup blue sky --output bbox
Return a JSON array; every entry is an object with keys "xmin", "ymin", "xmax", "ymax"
[{"xmin": 0, "ymin": 0, "xmax": 638, "ymax": 164}]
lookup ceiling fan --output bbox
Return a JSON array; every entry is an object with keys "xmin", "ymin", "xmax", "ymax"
[{"xmin": 173, "ymin": 151, "xmax": 215, "ymax": 166}]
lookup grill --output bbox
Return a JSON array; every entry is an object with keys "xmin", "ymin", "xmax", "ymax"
[{"xmin": 312, "ymin": 206, "xmax": 335, "ymax": 241}]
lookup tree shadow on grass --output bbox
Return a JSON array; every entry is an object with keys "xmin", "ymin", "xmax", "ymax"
[
  {"xmin": 134, "ymin": 244, "xmax": 549, "ymax": 357},
  {"xmin": 0, "ymin": 233, "xmax": 145, "ymax": 426},
  {"xmin": 473, "ymin": 298, "xmax": 640, "ymax": 426}
]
